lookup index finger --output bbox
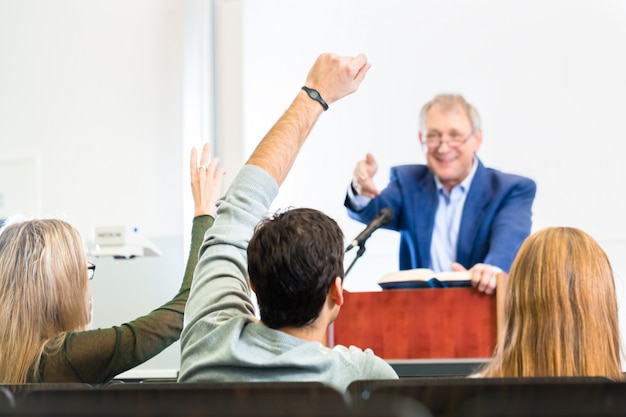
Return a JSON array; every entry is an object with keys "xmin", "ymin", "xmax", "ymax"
[
  {"xmin": 350, "ymin": 54, "xmax": 371, "ymax": 84},
  {"xmin": 190, "ymin": 146, "xmax": 198, "ymax": 177},
  {"xmin": 199, "ymin": 143, "xmax": 211, "ymax": 165}
]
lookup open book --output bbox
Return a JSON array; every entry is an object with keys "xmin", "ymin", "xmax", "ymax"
[{"xmin": 377, "ymin": 268, "xmax": 472, "ymax": 290}]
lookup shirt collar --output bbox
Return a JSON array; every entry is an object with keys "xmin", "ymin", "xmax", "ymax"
[{"xmin": 434, "ymin": 155, "xmax": 479, "ymax": 195}]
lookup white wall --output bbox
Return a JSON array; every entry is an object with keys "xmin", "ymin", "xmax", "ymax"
[
  {"xmin": 231, "ymin": 0, "xmax": 626, "ymax": 362},
  {"xmin": 0, "ymin": 0, "xmax": 187, "ymax": 237},
  {"xmin": 235, "ymin": 0, "xmax": 626, "ymax": 287},
  {"xmin": 0, "ymin": 0, "xmax": 190, "ymax": 375}
]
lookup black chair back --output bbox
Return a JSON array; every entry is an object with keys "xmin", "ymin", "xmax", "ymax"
[
  {"xmin": 0, "ymin": 387, "xmax": 15, "ymax": 416},
  {"xmin": 20, "ymin": 381, "xmax": 349, "ymax": 417},
  {"xmin": 350, "ymin": 376, "xmax": 621, "ymax": 417}
]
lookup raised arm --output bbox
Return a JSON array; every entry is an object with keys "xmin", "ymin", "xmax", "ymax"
[
  {"xmin": 247, "ymin": 53, "xmax": 370, "ymax": 185},
  {"xmin": 179, "ymin": 53, "xmax": 371, "ymax": 383}
]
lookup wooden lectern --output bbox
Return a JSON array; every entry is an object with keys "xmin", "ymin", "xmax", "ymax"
[{"xmin": 329, "ymin": 279, "xmax": 505, "ymax": 359}]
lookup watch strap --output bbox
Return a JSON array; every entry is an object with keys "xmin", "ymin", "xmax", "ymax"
[{"xmin": 301, "ymin": 86, "xmax": 329, "ymax": 111}]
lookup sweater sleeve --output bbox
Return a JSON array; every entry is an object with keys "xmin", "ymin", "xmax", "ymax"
[
  {"xmin": 37, "ymin": 215, "xmax": 214, "ymax": 384},
  {"xmin": 179, "ymin": 165, "xmax": 278, "ymax": 372}
]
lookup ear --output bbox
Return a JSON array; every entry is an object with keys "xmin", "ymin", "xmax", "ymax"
[
  {"xmin": 329, "ymin": 277, "xmax": 344, "ymax": 307},
  {"xmin": 249, "ymin": 279, "xmax": 256, "ymax": 293},
  {"xmin": 472, "ymin": 129, "xmax": 483, "ymax": 152},
  {"xmin": 418, "ymin": 130, "xmax": 424, "ymax": 146}
]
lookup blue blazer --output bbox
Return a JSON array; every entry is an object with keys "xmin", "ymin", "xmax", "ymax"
[{"xmin": 345, "ymin": 160, "xmax": 536, "ymax": 273}]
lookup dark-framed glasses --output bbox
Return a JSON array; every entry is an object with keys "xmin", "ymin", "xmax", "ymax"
[
  {"xmin": 87, "ymin": 262, "xmax": 96, "ymax": 280},
  {"xmin": 424, "ymin": 131, "xmax": 474, "ymax": 150}
]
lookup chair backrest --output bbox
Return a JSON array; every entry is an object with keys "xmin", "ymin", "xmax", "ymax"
[
  {"xmin": 347, "ymin": 377, "xmax": 447, "ymax": 403},
  {"xmin": 1, "ymin": 383, "xmax": 91, "ymax": 396},
  {"xmin": 19, "ymin": 381, "xmax": 350, "ymax": 417},
  {"xmin": 350, "ymin": 376, "xmax": 622, "ymax": 417},
  {"xmin": 0, "ymin": 387, "xmax": 15, "ymax": 416},
  {"xmin": 0, "ymin": 383, "xmax": 91, "ymax": 414}
]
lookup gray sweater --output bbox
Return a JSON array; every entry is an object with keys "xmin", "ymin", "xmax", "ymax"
[{"xmin": 179, "ymin": 165, "xmax": 397, "ymax": 391}]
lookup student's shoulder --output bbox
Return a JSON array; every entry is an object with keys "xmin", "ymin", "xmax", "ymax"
[
  {"xmin": 330, "ymin": 344, "xmax": 376, "ymax": 363},
  {"xmin": 332, "ymin": 345, "xmax": 396, "ymax": 375}
]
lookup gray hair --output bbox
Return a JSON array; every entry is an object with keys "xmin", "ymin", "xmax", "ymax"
[{"xmin": 419, "ymin": 94, "xmax": 481, "ymax": 133}]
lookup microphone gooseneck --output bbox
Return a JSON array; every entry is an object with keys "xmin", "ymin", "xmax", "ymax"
[
  {"xmin": 346, "ymin": 208, "xmax": 394, "ymax": 252},
  {"xmin": 344, "ymin": 208, "xmax": 395, "ymax": 278}
]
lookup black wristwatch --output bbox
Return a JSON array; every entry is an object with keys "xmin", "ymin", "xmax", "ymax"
[{"xmin": 301, "ymin": 86, "xmax": 329, "ymax": 111}]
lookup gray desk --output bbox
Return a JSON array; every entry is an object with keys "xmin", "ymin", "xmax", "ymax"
[
  {"xmin": 388, "ymin": 358, "xmax": 489, "ymax": 377},
  {"xmin": 114, "ymin": 359, "xmax": 491, "ymax": 383}
]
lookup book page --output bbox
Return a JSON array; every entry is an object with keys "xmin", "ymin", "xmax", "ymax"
[{"xmin": 378, "ymin": 268, "xmax": 471, "ymax": 284}]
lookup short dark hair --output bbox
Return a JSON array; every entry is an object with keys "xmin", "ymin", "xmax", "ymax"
[{"xmin": 247, "ymin": 208, "xmax": 344, "ymax": 329}]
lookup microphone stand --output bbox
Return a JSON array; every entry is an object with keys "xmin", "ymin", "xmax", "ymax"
[
  {"xmin": 343, "ymin": 209, "xmax": 394, "ymax": 279},
  {"xmin": 344, "ymin": 243, "xmax": 367, "ymax": 278}
]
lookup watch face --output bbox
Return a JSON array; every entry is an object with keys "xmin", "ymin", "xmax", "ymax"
[{"xmin": 302, "ymin": 87, "xmax": 327, "ymax": 110}]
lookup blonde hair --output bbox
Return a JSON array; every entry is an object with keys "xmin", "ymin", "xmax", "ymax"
[
  {"xmin": 0, "ymin": 219, "xmax": 91, "ymax": 383},
  {"xmin": 481, "ymin": 227, "xmax": 622, "ymax": 379}
]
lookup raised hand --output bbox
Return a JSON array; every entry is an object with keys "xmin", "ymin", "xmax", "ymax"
[
  {"xmin": 190, "ymin": 143, "xmax": 226, "ymax": 218},
  {"xmin": 352, "ymin": 153, "xmax": 380, "ymax": 198}
]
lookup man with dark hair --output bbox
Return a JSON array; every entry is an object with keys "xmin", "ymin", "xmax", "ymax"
[
  {"xmin": 248, "ymin": 208, "xmax": 345, "ymax": 329},
  {"xmin": 179, "ymin": 53, "xmax": 398, "ymax": 391}
]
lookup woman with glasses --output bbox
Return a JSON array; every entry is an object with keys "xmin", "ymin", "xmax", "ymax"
[{"xmin": 0, "ymin": 144, "xmax": 224, "ymax": 383}]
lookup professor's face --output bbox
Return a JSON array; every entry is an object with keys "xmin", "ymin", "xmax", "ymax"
[{"xmin": 419, "ymin": 104, "xmax": 482, "ymax": 191}]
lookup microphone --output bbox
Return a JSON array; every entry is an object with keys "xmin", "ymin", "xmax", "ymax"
[{"xmin": 346, "ymin": 208, "xmax": 394, "ymax": 251}]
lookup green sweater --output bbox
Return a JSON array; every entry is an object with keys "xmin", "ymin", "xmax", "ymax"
[{"xmin": 35, "ymin": 215, "xmax": 213, "ymax": 383}]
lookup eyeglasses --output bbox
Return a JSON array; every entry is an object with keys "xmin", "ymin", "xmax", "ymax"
[
  {"xmin": 424, "ymin": 131, "xmax": 474, "ymax": 150},
  {"xmin": 87, "ymin": 262, "xmax": 96, "ymax": 280}
]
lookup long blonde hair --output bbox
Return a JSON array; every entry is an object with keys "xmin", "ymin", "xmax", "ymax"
[
  {"xmin": 481, "ymin": 227, "xmax": 622, "ymax": 379},
  {"xmin": 0, "ymin": 219, "xmax": 91, "ymax": 383}
]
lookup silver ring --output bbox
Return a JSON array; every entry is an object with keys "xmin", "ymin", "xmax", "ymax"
[{"xmin": 198, "ymin": 165, "xmax": 207, "ymax": 172}]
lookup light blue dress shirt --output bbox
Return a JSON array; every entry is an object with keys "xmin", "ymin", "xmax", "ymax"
[{"xmin": 429, "ymin": 159, "xmax": 478, "ymax": 272}]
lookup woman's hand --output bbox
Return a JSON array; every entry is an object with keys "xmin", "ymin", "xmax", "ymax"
[{"xmin": 190, "ymin": 143, "xmax": 226, "ymax": 217}]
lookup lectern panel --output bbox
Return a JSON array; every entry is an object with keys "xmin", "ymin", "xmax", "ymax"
[{"xmin": 330, "ymin": 288, "xmax": 497, "ymax": 359}]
